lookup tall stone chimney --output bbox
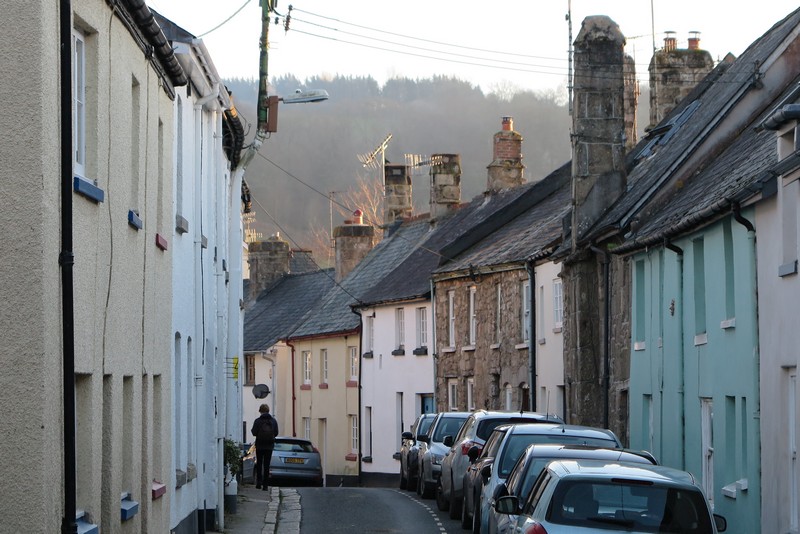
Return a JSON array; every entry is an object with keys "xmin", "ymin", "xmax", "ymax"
[
  {"xmin": 384, "ymin": 163, "xmax": 413, "ymax": 225},
  {"xmin": 429, "ymin": 154, "xmax": 461, "ymax": 219},
  {"xmin": 487, "ymin": 116, "xmax": 526, "ymax": 190},
  {"xmin": 571, "ymin": 15, "xmax": 627, "ymax": 247},
  {"xmin": 247, "ymin": 233, "xmax": 290, "ymax": 300},
  {"xmin": 333, "ymin": 209, "xmax": 375, "ymax": 282},
  {"xmin": 623, "ymin": 54, "xmax": 639, "ymax": 150},
  {"xmin": 648, "ymin": 30, "xmax": 714, "ymax": 126}
]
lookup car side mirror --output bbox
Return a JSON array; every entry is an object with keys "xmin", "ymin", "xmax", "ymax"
[
  {"xmin": 480, "ymin": 464, "xmax": 492, "ymax": 480},
  {"xmin": 402, "ymin": 431, "xmax": 413, "ymax": 441},
  {"xmin": 494, "ymin": 495, "xmax": 519, "ymax": 515},
  {"xmin": 714, "ymin": 514, "xmax": 727, "ymax": 532},
  {"xmin": 417, "ymin": 434, "xmax": 430, "ymax": 444},
  {"xmin": 492, "ymin": 482, "xmax": 508, "ymax": 500},
  {"xmin": 443, "ymin": 435, "xmax": 454, "ymax": 447},
  {"xmin": 467, "ymin": 445, "xmax": 481, "ymax": 462}
]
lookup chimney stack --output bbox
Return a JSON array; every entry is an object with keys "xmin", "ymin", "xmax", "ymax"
[
  {"xmin": 487, "ymin": 116, "xmax": 526, "ymax": 190},
  {"xmin": 663, "ymin": 31, "xmax": 677, "ymax": 51},
  {"xmin": 384, "ymin": 164, "xmax": 413, "ymax": 225},
  {"xmin": 247, "ymin": 233, "xmax": 290, "ymax": 300},
  {"xmin": 687, "ymin": 31, "xmax": 701, "ymax": 50},
  {"xmin": 623, "ymin": 54, "xmax": 639, "ymax": 150},
  {"xmin": 571, "ymin": 16, "xmax": 627, "ymax": 247},
  {"xmin": 333, "ymin": 209, "xmax": 375, "ymax": 282},
  {"xmin": 429, "ymin": 154, "xmax": 461, "ymax": 219}
]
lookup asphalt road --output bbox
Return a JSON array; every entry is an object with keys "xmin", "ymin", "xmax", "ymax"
[{"xmin": 298, "ymin": 486, "xmax": 464, "ymax": 533}]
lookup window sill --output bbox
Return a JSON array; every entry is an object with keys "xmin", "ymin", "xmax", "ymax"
[
  {"xmin": 345, "ymin": 453, "xmax": 358, "ymax": 461},
  {"xmin": 362, "ymin": 351, "xmax": 373, "ymax": 359},
  {"xmin": 779, "ymin": 260, "xmax": 798, "ymax": 277},
  {"xmin": 462, "ymin": 345, "xmax": 476, "ymax": 352},
  {"xmin": 490, "ymin": 343, "xmax": 500, "ymax": 350},
  {"xmin": 720, "ymin": 318, "xmax": 736, "ymax": 330},
  {"xmin": 346, "ymin": 380, "xmax": 358, "ymax": 388},
  {"xmin": 413, "ymin": 346, "xmax": 428, "ymax": 355},
  {"xmin": 318, "ymin": 383, "xmax": 329, "ymax": 389},
  {"xmin": 175, "ymin": 469, "xmax": 187, "ymax": 488},
  {"xmin": 151, "ymin": 481, "xmax": 166, "ymax": 500},
  {"xmin": 694, "ymin": 333, "xmax": 708, "ymax": 346},
  {"xmin": 300, "ymin": 384, "xmax": 311, "ymax": 390},
  {"xmin": 553, "ymin": 326, "xmax": 563, "ymax": 334},
  {"xmin": 121, "ymin": 492, "xmax": 139, "ymax": 521},
  {"xmin": 175, "ymin": 214, "xmax": 189, "ymax": 234},
  {"xmin": 361, "ymin": 456, "xmax": 372, "ymax": 463},
  {"xmin": 537, "ymin": 338, "xmax": 546, "ymax": 345},
  {"xmin": 73, "ymin": 175, "xmax": 105, "ymax": 203},
  {"xmin": 76, "ymin": 509, "xmax": 98, "ymax": 534},
  {"xmin": 155, "ymin": 233, "xmax": 169, "ymax": 251},
  {"xmin": 128, "ymin": 209, "xmax": 143, "ymax": 230},
  {"xmin": 391, "ymin": 348, "xmax": 406, "ymax": 356},
  {"xmin": 634, "ymin": 341, "xmax": 646, "ymax": 351},
  {"xmin": 441, "ymin": 347, "xmax": 456, "ymax": 353},
  {"xmin": 514, "ymin": 342, "xmax": 529, "ymax": 350}
]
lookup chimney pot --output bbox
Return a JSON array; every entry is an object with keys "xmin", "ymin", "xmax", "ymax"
[
  {"xmin": 664, "ymin": 31, "xmax": 677, "ymax": 52},
  {"xmin": 502, "ymin": 116, "xmax": 513, "ymax": 131},
  {"xmin": 688, "ymin": 31, "xmax": 701, "ymax": 50}
]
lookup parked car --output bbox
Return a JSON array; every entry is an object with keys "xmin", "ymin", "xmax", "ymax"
[
  {"xmin": 495, "ymin": 459, "xmax": 727, "ymax": 533},
  {"xmin": 487, "ymin": 443, "xmax": 657, "ymax": 534},
  {"xmin": 241, "ymin": 436, "xmax": 323, "ymax": 487},
  {"xmin": 462, "ymin": 423, "xmax": 621, "ymax": 532},
  {"xmin": 437, "ymin": 410, "xmax": 562, "ymax": 520},
  {"xmin": 400, "ymin": 412, "xmax": 437, "ymax": 491},
  {"xmin": 417, "ymin": 411, "xmax": 471, "ymax": 499}
]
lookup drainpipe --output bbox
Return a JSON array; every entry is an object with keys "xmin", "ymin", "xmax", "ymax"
[
  {"xmin": 287, "ymin": 340, "xmax": 297, "ymax": 437},
  {"xmin": 351, "ymin": 307, "xmax": 364, "ymax": 485},
  {"xmin": 525, "ymin": 261, "xmax": 537, "ymax": 412},
  {"xmin": 195, "ymin": 83, "xmax": 220, "ymax": 110},
  {"xmin": 59, "ymin": 1, "xmax": 78, "ymax": 532},
  {"xmin": 590, "ymin": 245, "xmax": 611, "ymax": 430},
  {"xmin": 430, "ymin": 280, "xmax": 438, "ymax": 410},
  {"xmin": 664, "ymin": 239, "xmax": 684, "ymax": 468}
]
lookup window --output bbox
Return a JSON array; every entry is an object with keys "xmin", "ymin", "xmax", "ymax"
[
  {"xmin": 302, "ymin": 351, "xmax": 312, "ymax": 384},
  {"xmin": 320, "ymin": 349, "xmax": 328, "ymax": 384},
  {"xmin": 73, "ymin": 29, "xmax": 86, "ymax": 177},
  {"xmin": 552, "ymin": 279, "xmax": 563, "ymax": 328},
  {"xmin": 635, "ymin": 260, "xmax": 646, "ymax": 343},
  {"xmin": 701, "ymin": 398, "xmax": 714, "ymax": 508},
  {"xmin": 365, "ymin": 315, "xmax": 374, "ymax": 352},
  {"xmin": 448, "ymin": 378, "xmax": 459, "ymax": 411},
  {"xmin": 467, "ymin": 378, "xmax": 475, "ymax": 411},
  {"xmin": 468, "ymin": 286, "xmax": 477, "ymax": 345},
  {"xmin": 303, "ymin": 417, "xmax": 311, "ymax": 440},
  {"xmin": 416, "ymin": 307, "xmax": 427, "ymax": 348},
  {"xmin": 349, "ymin": 346, "xmax": 358, "ymax": 380},
  {"xmin": 494, "ymin": 284, "xmax": 502, "ymax": 344},
  {"xmin": 448, "ymin": 291, "xmax": 456, "ymax": 346},
  {"xmin": 723, "ymin": 219, "xmax": 736, "ymax": 321},
  {"xmin": 693, "ymin": 239, "xmax": 707, "ymax": 337},
  {"xmin": 350, "ymin": 415, "xmax": 359, "ymax": 453},
  {"xmin": 505, "ymin": 384, "xmax": 513, "ymax": 410},
  {"xmin": 395, "ymin": 308, "xmax": 405, "ymax": 350},
  {"xmin": 245, "ymin": 354, "xmax": 255, "ymax": 386},
  {"xmin": 521, "ymin": 281, "xmax": 531, "ymax": 342}
]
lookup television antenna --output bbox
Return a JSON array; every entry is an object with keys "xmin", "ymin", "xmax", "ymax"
[
  {"xmin": 404, "ymin": 153, "xmax": 444, "ymax": 176},
  {"xmin": 358, "ymin": 134, "xmax": 393, "ymax": 171}
]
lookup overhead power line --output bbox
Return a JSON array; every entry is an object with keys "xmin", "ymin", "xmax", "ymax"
[{"xmin": 196, "ymin": 0, "xmax": 253, "ymax": 37}]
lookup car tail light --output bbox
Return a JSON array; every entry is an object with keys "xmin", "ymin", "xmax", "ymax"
[
  {"xmin": 461, "ymin": 440, "xmax": 482, "ymax": 456},
  {"xmin": 523, "ymin": 523, "xmax": 547, "ymax": 534},
  {"xmin": 312, "ymin": 446, "xmax": 320, "ymax": 453}
]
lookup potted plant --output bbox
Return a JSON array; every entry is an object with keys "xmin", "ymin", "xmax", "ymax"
[{"xmin": 223, "ymin": 438, "xmax": 242, "ymax": 513}]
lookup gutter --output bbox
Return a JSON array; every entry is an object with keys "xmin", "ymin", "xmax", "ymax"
[
  {"xmin": 286, "ymin": 340, "xmax": 297, "ymax": 438},
  {"xmin": 430, "ymin": 279, "xmax": 438, "ymax": 410},
  {"xmin": 350, "ymin": 307, "xmax": 364, "ymax": 485},
  {"xmin": 59, "ymin": 1, "xmax": 77, "ymax": 532}
]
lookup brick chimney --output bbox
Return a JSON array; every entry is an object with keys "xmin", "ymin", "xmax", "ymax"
[
  {"xmin": 429, "ymin": 154, "xmax": 461, "ymax": 219},
  {"xmin": 384, "ymin": 163, "xmax": 413, "ymax": 225},
  {"xmin": 247, "ymin": 233, "xmax": 290, "ymax": 299},
  {"xmin": 648, "ymin": 30, "xmax": 714, "ymax": 126},
  {"xmin": 571, "ymin": 15, "xmax": 627, "ymax": 247},
  {"xmin": 333, "ymin": 209, "xmax": 375, "ymax": 282},
  {"xmin": 487, "ymin": 116, "xmax": 526, "ymax": 190}
]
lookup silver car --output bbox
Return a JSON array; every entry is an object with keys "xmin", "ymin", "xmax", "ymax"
[
  {"xmin": 241, "ymin": 437, "xmax": 323, "ymax": 487},
  {"xmin": 400, "ymin": 412, "xmax": 436, "ymax": 491},
  {"xmin": 462, "ymin": 423, "xmax": 621, "ymax": 532},
  {"xmin": 416, "ymin": 411, "xmax": 470, "ymax": 498},
  {"xmin": 487, "ymin": 443, "xmax": 657, "ymax": 533},
  {"xmin": 495, "ymin": 459, "xmax": 727, "ymax": 533}
]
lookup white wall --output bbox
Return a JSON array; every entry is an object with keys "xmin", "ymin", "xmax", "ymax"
[{"xmin": 533, "ymin": 261, "xmax": 566, "ymax": 419}]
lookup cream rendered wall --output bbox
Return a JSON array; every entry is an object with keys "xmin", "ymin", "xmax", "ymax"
[
  {"xmin": 533, "ymin": 261, "xmax": 565, "ymax": 419},
  {"xmin": 360, "ymin": 301, "xmax": 435, "ymax": 475},
  {"xmin": 293, "ymin": 335, "xmax": 361, "ymax": 483},
  {"xmin": 244, "ymin": 344, "xmax": 293, "ymax": 442}
]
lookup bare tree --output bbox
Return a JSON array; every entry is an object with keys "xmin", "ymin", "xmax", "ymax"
[{"xmin": 333, "ymin": 172, "xmax": 387, "ymax": 241}]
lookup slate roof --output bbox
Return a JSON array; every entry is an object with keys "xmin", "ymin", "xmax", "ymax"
[
  {"xmin": 584, "ymin": 7, "xmax": 800, "ymax": 243},
  {"xmin": 290, "ymin": 249, "xmax": 318, "ymax": 273},
  {"xmin": 243, "ymin": 269, "xmax": 336, "ymax": 352}
]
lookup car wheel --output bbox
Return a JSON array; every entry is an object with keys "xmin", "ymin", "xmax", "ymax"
[
  {"xmin": 421, "ymin": 478, "xmax": 434, "ymax": 499},
  {"xmin": 407, "ymin": 466, "xmax": 418, "ymax": 491},
  {"xmin": 448, "ymin": 478, "xmax": 461, "ymax": 520},
  {"xmin": 436, "ymin": 479, "xmax": 449, "ymax": 511},
  {"xmin": 472, "ymin": 498, "xmax": 481, "ymax": 534},
  {"xmin": 416, "ymin": 467, "xmax": 423, "ymax": 496},
  {"xmin": 460, "ymin": 490, "xmax": 472, "ymax": 529},
  {"xmin": 399, "ymin": 464, "xmax": 407, "ymax": 490}
]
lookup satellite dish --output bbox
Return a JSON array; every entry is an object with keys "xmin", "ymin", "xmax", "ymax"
[{"xmin": 252, "ymin": 384, "xmax": 271, "ymax": 399}]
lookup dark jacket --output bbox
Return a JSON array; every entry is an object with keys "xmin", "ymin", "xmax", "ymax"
[{"xmin": 251, "ymin": 413, "xmax": 279, "ymax": 449}]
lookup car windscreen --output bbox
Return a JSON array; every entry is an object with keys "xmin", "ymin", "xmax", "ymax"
[
  {"xmin": 498, "ymin": 435, "xmax": 618, "ymax": 478},
  {"xmin": 433, "ymin": 416, "xmax": 468, "ymax": 442},
  {"xmin": 546, "ymin": 479, "xmax": 713, "ymax": 533},
  {"xmin": 417, "ymin": 416, "xmax": 435, "ymax": 436},
  {"xmin": 274, "ymin": 440, "xmax": 315, "ymax": 453},
  {"xmin": 476, "ymin": 417, "xmax": 547, "ymax": 441}
]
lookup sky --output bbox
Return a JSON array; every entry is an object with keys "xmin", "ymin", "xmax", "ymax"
[{"xmin": 148, "ymin": 0, "xmax": 799, "ymax": 95}]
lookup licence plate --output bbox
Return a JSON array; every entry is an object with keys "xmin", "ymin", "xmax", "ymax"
[{"xmin": 285, "ymin": 457, "xmax": 304, "ymax": 464}]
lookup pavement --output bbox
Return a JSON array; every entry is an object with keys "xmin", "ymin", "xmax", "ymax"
[{"xmin": 209, "ymin": 484, "xmax": 301, "ymax": 534}]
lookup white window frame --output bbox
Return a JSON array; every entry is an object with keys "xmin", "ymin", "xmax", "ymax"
[
  {"xmin": 416, "ymin": 307, "xmax": 428, "ymax": 348},
  {"xmin": 701, "ymin": 398, "xmax": 714, "ymax": 509},
  {"xmin": 321, "ymin": 349, "xmax": 328, "ymax": 384},
  {"xmin": 302, "ymin": 351, "xmax": 312, "ymax": 384},
  {"xmin": 395, "ymin": 308, "xmax": 405, "ymax": 350},
  {"xmin": 505, "ymin": 384, "xmax": 513, "ymax": 410},
  {"xmin": 467, "ymin": 378, "xmax": 475, "ymax": 411},
  {"xmin": 349, "ymin": 346, "xmax": 358, "ymax": 380},
  {"xmin": 553, "ymin": 279, "xmax": 563, "ymax": 329},
  {"xmin": 468, "ymin": 286, "xmax": 477, "ymax": 345},
  {"xmin": 448, "ymin": 378, "xmax": 459, "ymax": 411},
  {"xmin": 303, "ymin": 417, "xmax": 311, "ymax": 440},
  {"xmin": 521, "ymin": 281, "xmax": 531, "ymax": 342},
  {"xmin": 351, "ymin": 415, "xmax": 359, "ymax": 453},
  {"xmin": 366, "ymin": 315, "xmax": 374, "ymax": 352},
  {"xmin": 448, "ymin": 290, "xmax": 456, "ymax": 347},
  {"xmin": 73, "ymin": 29, "xmax": 86, "ymax": 177}
]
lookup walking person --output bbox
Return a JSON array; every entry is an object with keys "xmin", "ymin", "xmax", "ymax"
[{"xmin": 251, "ymin": 403, "xmax": 278, "ymax": 490}]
